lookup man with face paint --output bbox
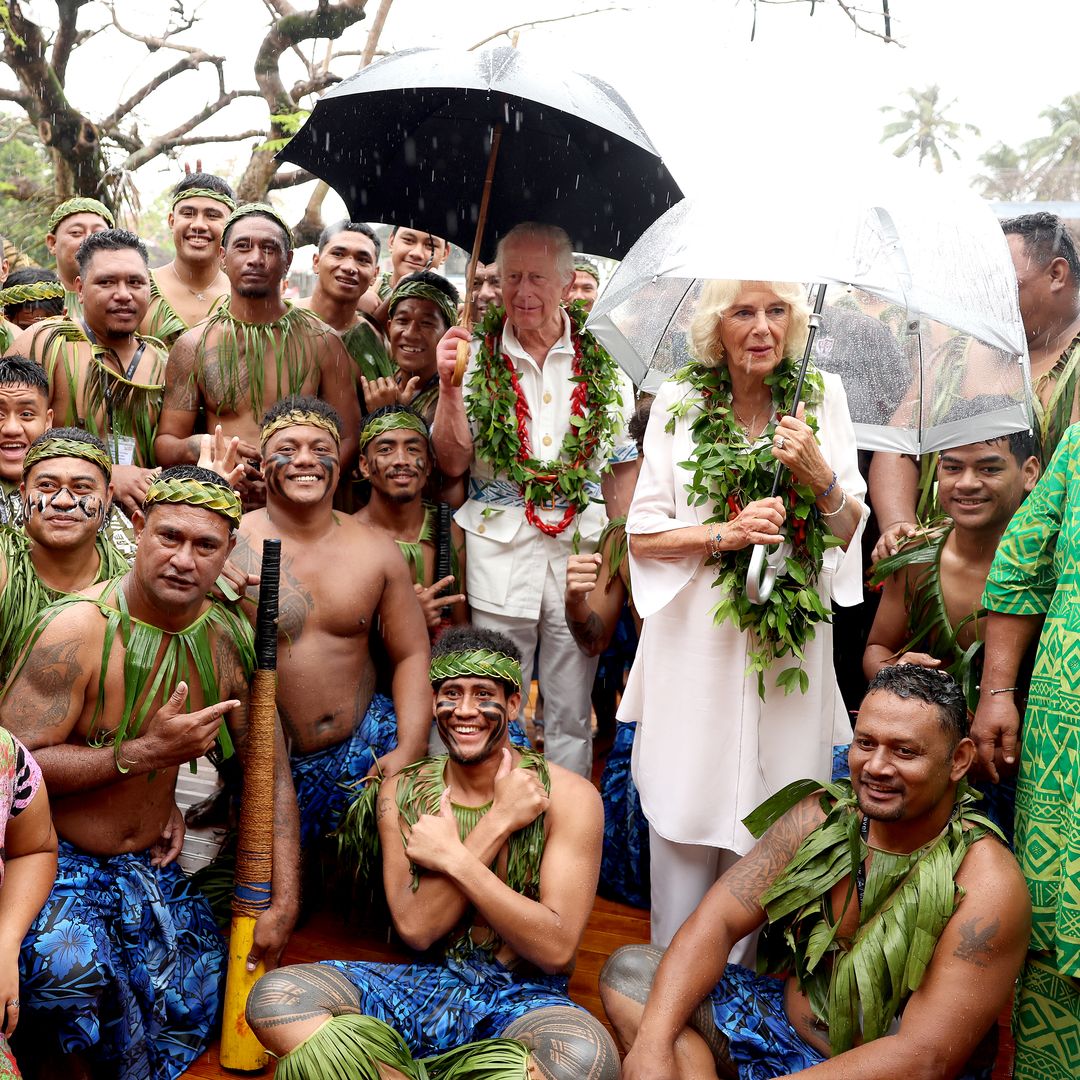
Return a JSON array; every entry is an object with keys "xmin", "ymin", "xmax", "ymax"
[
  {"xmin": 1, "ymin": 465, "xmax": 301, "ymax": 1079},
  {"xmin": 601, "ymin": 666, "xmax": 1030, "ymax": 1080},
  {"xmin": 0, "ymin": 428, "xmax": 131, "ymax": 681},
  {"xmin": 247, "ymin": 625, "xmax": 619, "ymax": 1080},
  {"xmin": 6, "ymin": 229, "xmax": 166, "ymax": 519},
  {"xmin": 354, "ymin": 405, "xmax": 468, "ymax": 636},
  {"xmin": 230, "ymin": 396, "xmax": 431, "ymax": 847},
  {"xmin": 154, "ymin": 203, "xmax": 361, "ymax": 510}
]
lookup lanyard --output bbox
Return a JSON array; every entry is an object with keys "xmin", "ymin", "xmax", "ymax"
[{"xmin": 80, "ymin": 319, "xmax": 146, "ymax": 427}]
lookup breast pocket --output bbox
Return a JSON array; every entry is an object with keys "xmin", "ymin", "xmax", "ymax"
[{"xmin": 455, "ymin": 502, "xmax": 526, "ymax": 607}]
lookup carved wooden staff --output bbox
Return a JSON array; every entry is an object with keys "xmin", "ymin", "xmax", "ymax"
[{"xmin": 221, "ymin": 538, "xmax": 281, "ymax": 1071}]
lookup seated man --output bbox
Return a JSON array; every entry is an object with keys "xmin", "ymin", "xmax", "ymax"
[
  {"xmin": 600, "ymin": 665, "xmax": 1030, "ymax": 1080},
  {"xmin": 3, "ymin": 466, "xmax": 300, "ymax": 1079},
  {"xmin": 231, "ymin": 396, "xmax": 431, "ymax": 846},
  {"xmin": 0, "ymin": 428, "xmax": 131, "ymax": 681},
  {"xmin": 246, "ymin": 626, "xmax": 619, "ymax": 1080}
]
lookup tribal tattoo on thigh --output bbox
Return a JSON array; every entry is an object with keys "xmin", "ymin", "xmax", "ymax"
[
  {"xmin": 500, "ymin": 1006, "xmax": 619, "ymax": 1080},
  {"xmin": 246, "ymin": 964, "xmax": 361, "ymax": 1032}
]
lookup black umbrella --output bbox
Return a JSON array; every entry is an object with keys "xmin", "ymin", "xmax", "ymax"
[{"xmin": 280, "ymin": 46, "xmax": 683, "ymax": 265}]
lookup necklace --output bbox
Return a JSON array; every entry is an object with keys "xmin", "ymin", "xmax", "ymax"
[
  {"xmin": 731, "ymin": 400, "xmax": 770, "ymax": 439},
  {"xmin": 169, "ymin": 262, "xmax": 218, "ymax": 302}
]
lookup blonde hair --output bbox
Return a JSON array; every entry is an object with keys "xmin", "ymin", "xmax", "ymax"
[{"xmin": 689, "ymin": 280, "xmax": 810, "ymax": 368}]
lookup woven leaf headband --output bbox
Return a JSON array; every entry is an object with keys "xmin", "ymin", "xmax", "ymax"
[
  {"xmin": 46, "ymin": 198, "xmax": 115, "ymax": 235},
  {"xmin": 225, "ymin": 202, "xmax": 292, "ymax": 246},
  {"xmin": 143, "ymin": 475, "xmax": 242, "ymax": 527},
  {"xmin": 171, "ymin": 187, "xmax": 236, "ymax": 212},
  {"xmin": 260, "ymin": 408, "xmax": 341, "ymax": 446},
  {"xmin": 359, "ymin": 409, "xmax": 429, "ymax": 452},
  {"xmin": 0, "ymin": 281, "xmax": 65, "ymax": 306},
  {"xmin": 23, "ymin": 436, "xmax": 113, "ymax": 479},
  {"xmin": 429, "ymin": 649, "xmax": 522, "ymax": 689},
  {"xmin": 387, "ymin": 278, "xmax": 458, "ymax": 331}
]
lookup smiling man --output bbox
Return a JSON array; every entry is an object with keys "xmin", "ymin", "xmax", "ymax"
[
  {"xmin": 432, "ymin": 222, "xmax": 637, "ymax": 777},
  {"xmin": 0, "ymin": 356, "xmax": 52, "ymax": 523},
  {"xmin": 7, "ymin": 229, "xmax": 165, "ymax": 516},
  {"xmin": 154, "ymin": 203, "xmax": 360, "ymax": 509},
  {"xmin": 246, "ymin": 625, "xmax": 619, "ymax": 1080},
  {"xmin": 230, "ymin": 396, "xmax": 431, "ymax": 846},
  {"xmin": 43, "ymin": 197, "xmax": 113, "ymax": 321},
  {"xmin": 142, "ymin": 172, "xmax": 235, "ymax": 346},
  {"xmin": 373, "ymin": 225, "xmax": 449, "ymax": 302},
  {"xmin": 601, "ymin": 665, "xmax": 1030, "ymax": 1080},
  {"xmin": 2, "ymin": 465, "xmax": 300, "ymax": 1080}
]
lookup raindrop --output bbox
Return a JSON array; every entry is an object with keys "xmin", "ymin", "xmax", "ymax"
[{"xmin": 574, "ymin": 175, "xmax": 581, "ymax": 191}]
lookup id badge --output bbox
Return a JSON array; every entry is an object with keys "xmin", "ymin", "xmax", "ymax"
[{"xmin": 114, "ymin": 434, "xmax": 137, "ymax": 467}]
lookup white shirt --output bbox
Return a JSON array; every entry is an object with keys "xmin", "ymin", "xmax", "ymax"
[{"xmin": 455, "ymin": 309, "xmax": 638, "ymax": 620}]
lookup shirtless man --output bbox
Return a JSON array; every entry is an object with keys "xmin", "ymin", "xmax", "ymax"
[
  {"xmin": 246, "ymin": 626, "xmax": 619, "ymax": 1080},
  {"xmin": 230, "ymin": 396, "xmax": 430, "ymax": 846},
  {"xmin": 298, "ymin": 219, "xmax": 392, "ymax": 386},
  {"xmin": 600, "ymin": 664, "xmax": 1030, "ymax": 1080},
  {"xmin": 0, "ymin": 428, "xmax": 130, "ymax": 681},
  {"xmin": 354, "ymin": 404, "xmax": 467, "ymax": 635},
  {"xmin": 7, "ymin": 228, "xmax": 164, "ymax": 515},
  {"xmin": 43, "ymin": 197, "xmax": 113, "ymax": 320},
  {"xmin": 154, "ymin": 203, "xmax": 360, "ymax": 508},
  {"xmin": 3, "ymin": 465, "xmax": 300, "ymax": 1079},
  {"xmin": 142, "ymin": 172, "xmax": 234, "ymax": 345},
  {"xmin": 871, "ymin": 211, "xmax": 1080, "ymax": 561},
  {"xmin": 366, "ymin": 225, "xmax": 449, "ymax": 309}
]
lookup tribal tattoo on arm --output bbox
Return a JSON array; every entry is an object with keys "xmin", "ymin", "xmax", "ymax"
[
  {"xmin": 567, "ymin": 610, "xmax": 608, "ymax": 654},
  {"xmin": 4, "ymin": 636, "xmax": 85, "ymax": 742},
  {"xmin": 952, "ymin": 916, "xmax": 1001, "ymax": 969},
  {"xmin": 162, "ymin": 334, "xmax": 201, "ymax": 413},
  {"xmin": 722, "ymin": 796, "xmax": 822, "ymax": 916}
]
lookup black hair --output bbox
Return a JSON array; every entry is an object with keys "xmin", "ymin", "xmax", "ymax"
[
  {"xmin": 24, "ymin": 426, "xmax": 110, "ymax": 480},
  {"xmin": 938, "ymin": 394, "xmax": 1041, "ymax": 465},
  {"xmin": 171, "ymin": 172, "xmax": 237, "ymax": 202},
  {"xmin": 1002, "ymin": 211, "xmax": 1080, "ymax": 282},
  {"xmin": 222, "ymin": 211, "xmax": 291, "ymax": 254},
  {"xmin": 317, "ymin": 219, "xmax": 380, "ymax": 259},
  {"xmin": 431, "ymin": 625, "xmax": 523, "ymax": 698},
  {"xmin": 628, "ymin": 394, "xmax": 653, "ymax": 454},
  {"xmin": 359, "ymin": 404, "xmax": 430, "ymax": 456},
  {"xmin": 2, "ymin": 269, "xmax": 64, "ymax": 322},
  {"xmin": 0, "ymin": 354, "xmax": 49, "ymax": 398},
  {"xmin": 260, "ymin": 395, "xmax": 343, "ymax": 434},
  {"xmin": 864, "ymin": 665, "xmax": 968, "ymax": 745},
  {"xmin": 75, "ymin": 228, "xmax": 148, "ymax": 277}
]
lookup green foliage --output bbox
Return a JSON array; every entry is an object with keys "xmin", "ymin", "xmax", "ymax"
[
  {"xmin": 0, "ymin": 119, "xmax": 54, "ymax": 266},
  {"xmin": 880, "ymin": 85, "xmax": 979, "ymax": 173},
  {"xmin": 258, "ymin": 109, "xmax": 311, "ymax": 153}
]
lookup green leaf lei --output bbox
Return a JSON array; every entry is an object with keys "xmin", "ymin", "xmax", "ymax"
[
  {"xmin": 466, "ymin": 301, "xmax": 624, "ymax": 537},
  {"xmin": 668, "ymin": 357, "xmax": 844, "ymax": 696}
]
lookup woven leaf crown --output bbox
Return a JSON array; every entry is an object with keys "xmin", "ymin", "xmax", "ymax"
[
  {"xmin": 143, "ymin": 475, "xmax": 242, "ymax": 527},
  {"xmin": 429, "ymin": 649, "xmax": 522, "ymax": 688}
]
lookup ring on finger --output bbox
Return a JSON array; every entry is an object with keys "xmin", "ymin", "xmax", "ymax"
[{"xmin": 776, "ymin": 435, "xmax": 786, "ymax": 450}]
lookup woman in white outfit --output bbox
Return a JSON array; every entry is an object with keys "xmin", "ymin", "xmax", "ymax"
[{"xmin": 619, "ymin": 280, "xmax": 867, "ymax": 948}]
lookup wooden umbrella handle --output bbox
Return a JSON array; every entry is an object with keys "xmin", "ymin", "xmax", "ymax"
[{"xmin": 452, "ymin": 338, "xmax": 470, "ymax": 386}]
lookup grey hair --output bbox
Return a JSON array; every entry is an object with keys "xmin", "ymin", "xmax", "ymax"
[{"xmin": 496, "ymin": 222, "xmax": 574, "ymax": 285}]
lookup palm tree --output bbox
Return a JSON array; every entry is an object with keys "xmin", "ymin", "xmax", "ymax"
[
  {"xmin": 1023, "ymin": 94, "xmax": 1080, "ymax": 200},
  {"xmin": 974, "ymin": 142, "xmax": 1030, "ymax": 201},
  {"xmin": 880, "ymin": 86, "xmax": 980, "ymax": 172}
]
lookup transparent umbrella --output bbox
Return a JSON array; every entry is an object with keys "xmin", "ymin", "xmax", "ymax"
[{"xmin": 587, "ymin": 171, "xmax": 1033, "ymax": 456}]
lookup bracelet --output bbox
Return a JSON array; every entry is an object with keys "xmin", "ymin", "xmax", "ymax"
[
  {"xmin": 706, "ymin": 523, "xmax": 724, "ymax": 559},
  {"xmin": 819, "ymin": 489, "xmax": 847, "ymax": 518},
  {"xmin": 817, "ymin": 471, "xmax": 838, "ymax": 500},
  {"xmin": 987, "ymin": 686, "xmax": 1020, "ymax": 696}
]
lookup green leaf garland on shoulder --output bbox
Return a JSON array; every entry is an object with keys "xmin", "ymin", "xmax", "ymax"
[
  {"xmin": 3, "ymin": 575, "xmax": 254, "ymax": 768},
  {"xmin": 144, "ymin": 271, "xmax": 190, "ymax": 348},
  {"xmin": 193, "ymin": 300, "xmax": 328, "ymax": 416},
  {"xmin": 668, "ymin": 357, "xmax": 838, "ymax": 696},
  {"xmin": 747, "ymin": 777, "xmax": 1002, "ymax": 1052},
  {"xmin": 467, "ymin": 301, "xmax": 625, "ymax": 537},
  {"xmin": 0, "ymin": 526, "xmax": 130, "ymax": 681}
]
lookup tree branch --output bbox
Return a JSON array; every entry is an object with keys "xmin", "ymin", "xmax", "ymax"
[
  {"xmin": 468, "ymin": 6, "xmax": 630, "ymax": 51},
  {"xmin": 268, "ymin": 168, "xmax": 315, "ymax": 190},
  {"xmin": 0, "ymin": 88, "xmax": 33, "ymax": 110},
  {"xmin": 52, "ymin": 0, "xmax": 92, "ymax": 83},
  {"xmin": 289, "ymin": 72, "xmax": 342, "ymax": 101},
  {"xmin": 104, "ymin": 0, "xmax": 208, "ymax": 57},
  {"xmin": 100, "ymin": 52, "xmax": 226, "ymax": 133}
]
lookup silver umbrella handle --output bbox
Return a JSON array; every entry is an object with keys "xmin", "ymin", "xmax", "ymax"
[{"xmin": 745, "ymin": 536, "xmax": 791, "ymax": 605}]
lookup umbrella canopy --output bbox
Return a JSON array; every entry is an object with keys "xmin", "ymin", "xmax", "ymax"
[
  {"xmin": 588, "ymin": 171, "xmax": 1033, "ymax": 456},
  {"xmin": 280, "ymin": 46, "xmax": 683, "ymax": 261}
]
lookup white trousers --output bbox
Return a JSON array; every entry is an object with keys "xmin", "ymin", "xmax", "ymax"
[
  {"xmin": 473, "ymin": 562, "xmax": 599, "ymax": 778},
  {"xmin": 648, "ymin": 826, "xmax": 758, "ymax": 966}
]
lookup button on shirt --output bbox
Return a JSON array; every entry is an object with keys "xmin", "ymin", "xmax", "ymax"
[{"xmin": 456, "ymin": 309, "xmax": 638, "ymax": 619}]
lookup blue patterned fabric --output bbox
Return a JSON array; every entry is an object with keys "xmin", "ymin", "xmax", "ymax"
[
  {"xmin": 290, "ymin": 693, "xmax": 399, "ymax": 847},
  {"xmin": 600, "ymin": 721, "xmax": 649, "ymax": 908},
  {"xmin": 324, "ymin": 951, "xmax": 582, "ymax": 1055},
  {"xmin": 17, "ymin": 840, "xmax": 223, "ymax": 1079},
  {"xmin": 831, "ymin": 743, "xmax": 851, "ymax": 781}
]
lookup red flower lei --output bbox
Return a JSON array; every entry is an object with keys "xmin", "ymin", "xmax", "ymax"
[{"xmin": 468, "ymin": 303, "xmax": 623, "ymax": 537}]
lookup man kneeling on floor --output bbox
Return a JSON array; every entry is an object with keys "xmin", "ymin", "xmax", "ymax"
[
  {"xmin": 601, "ymin": 665, "xmax": 1030, "ymax": 1080},
  {"xmin": 246, "ymin": 625, "xmax": 620, "ymax": 1079}
]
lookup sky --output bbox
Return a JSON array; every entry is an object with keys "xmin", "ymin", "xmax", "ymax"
[{"xmin": 7, "ymin": 0, "xmax": 1080, "ymax": 268}]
